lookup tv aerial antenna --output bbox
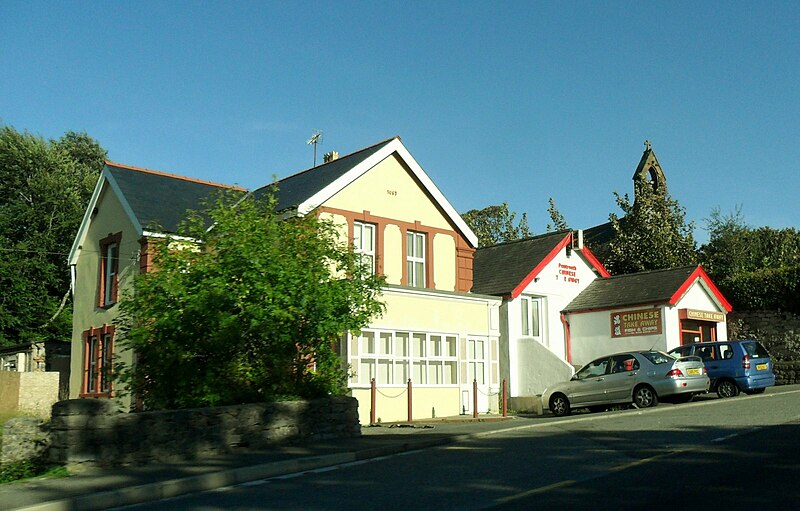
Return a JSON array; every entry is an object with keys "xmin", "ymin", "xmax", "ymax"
[{"xmin": 307, "ymin": 130, "xmax": 323, "ymax": 166}]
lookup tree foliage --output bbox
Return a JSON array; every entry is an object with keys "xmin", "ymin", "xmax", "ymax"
[
  {"xmin": 461, "ymin": 202, "xmax": 532, "ymax": 247},
  {"xmin": 604, "ymin": 180, "xmax": 697, "ymax": 275},
  {"xmin": 700, "ymin": 206, "xmax": 800, "ymax": 312},
  {"xmin": 0, "ymin": 126, "xmax": 106, "ymax": 346},
  {"xmin": 116, "ymin": 191, "xmax": 386, "ymax": 410},
  {"xmin": 546, "ymin": 197, "xmax": 569, "ymax": 232}
]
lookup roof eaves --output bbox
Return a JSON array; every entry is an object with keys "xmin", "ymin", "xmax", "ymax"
[{"xmin": 509, "ymin": 232, "xmax": 571, "ymax": 299}]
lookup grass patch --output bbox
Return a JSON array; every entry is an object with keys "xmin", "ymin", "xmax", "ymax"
[{"xmin": 0, "ymin": 458, "xmax": 68, "ymax": 485}]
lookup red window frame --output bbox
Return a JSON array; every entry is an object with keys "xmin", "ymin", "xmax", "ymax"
[
  {"xmin": 82, "ymin": 324, "xmax": 115, "ymax": 397},
  {"xmin": 98, "ymin": 232, "xmax": 122, "ymax": 307}
]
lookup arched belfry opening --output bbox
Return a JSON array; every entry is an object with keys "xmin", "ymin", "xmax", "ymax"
[{"xmin": 632, "ymin": 139, "xmax": 667, "ymax": 201}]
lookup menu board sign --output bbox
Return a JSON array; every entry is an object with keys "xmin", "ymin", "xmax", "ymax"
[{"xmin": 611, "ymin": 308, "xmax": 663, "ymax": 338}]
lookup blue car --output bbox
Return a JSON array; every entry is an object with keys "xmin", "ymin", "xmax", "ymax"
[{"xmin": 668, "ymin": 340, "xmax": 775, "ymax": 398}]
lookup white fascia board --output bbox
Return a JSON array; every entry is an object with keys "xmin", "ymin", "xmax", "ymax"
[
  {"xmin": 296, "ymin": 140, "xmax": 400, "ymax": 217},
  {"xmin": 68, "ymin": 169, "xmax": 143, "ymax": 266},
  {"xmin": 391, "ymin": 141, "xmax": 479, "ymax": 248},
  {"xmin": 296, "ymin": 138, "xmax": 479, "ymax": 248}
]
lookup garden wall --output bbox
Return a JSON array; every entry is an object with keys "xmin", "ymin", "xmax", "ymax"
[
  {"xmin": 47, "ymin": 396, "xmax": 360, "ymax": 465},
  {"xmin": 0, "ymin": 371, "xmax": 60, "ymax": 418},
  {"xmin": 728, "ymin": 310, "xmax": 800, "ymax": 385}
]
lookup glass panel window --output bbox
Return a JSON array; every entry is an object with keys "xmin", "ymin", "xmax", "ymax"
[
  {"xmin": 521, "ymin": 298, "xmax": 529, "ymax": 335},
  {"xmin": 83, "ymin": 325, "xmax": 114, "ymax": 396},
  {"xmin": 379, "ymin": 332, "xmax": 392, "ymax": 355},
  {"xmin": 406, "ymin": 231, "xmax": 426, "ymax": 288},
  {"xmin": 99, "ymin": 232, "xmax": 122, "ymax": 307},
  {"xmin": 354, "ymin": 330, "xmax": 458, "ymax": 388},
  {"xmin": 353, "ymin": 222, "xmax": 376, "ymax": 274},
  {"xmin": 396, "ymin": 332, "xmax": 409, "ymax": 356},
  {"xmin": 412, "ymin": 333, "xmax": 426, "ymax": 357},
  {"xmin": 521, "ymin": 296, "xmax": 543, "ymax": 341},
  {"xmin": 360, "ymin": 331, "xmax": 375, "ymax": 354}
]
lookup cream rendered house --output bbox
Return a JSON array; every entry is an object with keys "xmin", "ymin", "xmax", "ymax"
[{"xmin": 68, "ymin": 137, "xmax": 500, "ymax": 423}]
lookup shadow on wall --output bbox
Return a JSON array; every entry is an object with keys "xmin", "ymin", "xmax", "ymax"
[
  {"xmin": 47, "ymin": 396, "xmax": 360, "ymax": 466},
  {"xmin": 510, "ymin": 339, "xmax": 574, "ymax": 414}
]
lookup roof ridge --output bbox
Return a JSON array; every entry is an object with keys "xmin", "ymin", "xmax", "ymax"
[
  {"xmin": 476, "ymin": 230, "xmax": 570, "ymax": 251},
  {"xmin": 104, "ymin": 160, "xmax": 247, "ymax": 191},
  {"xmin": 601, "ymin": 265, "xmax": 696, "ymax": 280},
  {"xmin": 272, "ymin": 136, "xmax": 399, "ymax": 185}
]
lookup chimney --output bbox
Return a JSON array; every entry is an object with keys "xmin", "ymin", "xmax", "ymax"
[{"xmin": 323, "ymin": 151, "xmax": 339, "ymax": 163}]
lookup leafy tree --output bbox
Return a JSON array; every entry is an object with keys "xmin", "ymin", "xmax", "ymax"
[
  {"xmin": 461, "ymin": 202, "xmax": 532, "ymax": 247},
  {"xmin": 116, "ymin": 191, "xmax": 386, "ymax": 410},
  {"xmin": 546, "ymin": 197, "xmax": 569, "ymax": 232},
  {"xmin": 0, "ymin": 126, "xmax": 106, "ymax": 345},
  {"xmin": 604, "ymin": 179, "xmax": 697, "ymax": 275},
  {"xmin": 700, "ymin": 206, "xmax": 800, "ymax": 312}
]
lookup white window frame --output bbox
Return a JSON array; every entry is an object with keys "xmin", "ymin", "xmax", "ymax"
[
  {"xmin": 520, "ymin": 296, "xmax": 545, "ymax": 344},
  {"xmin": 406, "ymin": 231, "xmax": 426, "ymax": 288},
  {"xmin": 351, "ymin": 330, "xmax": 458, "ymax": 387},
  {"xmin": 353, "ymin": 221, "xmax": 376, "ymax": 274}
]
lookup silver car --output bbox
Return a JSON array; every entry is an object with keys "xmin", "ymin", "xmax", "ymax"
[{"xmin": 543, "ymin": 350, "xmax": 710, "ymax": 417}]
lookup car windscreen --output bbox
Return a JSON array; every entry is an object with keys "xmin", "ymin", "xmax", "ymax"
[
  {"xmin": 742, "ymin": 341, "xmax": 770, "ymax": 359},
  {"xmin": 640, "ymin": 351, "xmax": 673, "ymax": 365}
]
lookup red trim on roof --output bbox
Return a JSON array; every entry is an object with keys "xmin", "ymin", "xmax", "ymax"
[
  {"xmin": 577, "ymin": 246, "xmax": 611, "ymax": 278},
  {"xmin": 509, "ymin": 233, "xmax": 572, "ymax": 299},
  {"xmin": 669, "ymin": 265, "xmax": 733, "ymax": 312},
  {"xmin": 104, "ymin": 160, "xmax": 247, "ymax": 191}
]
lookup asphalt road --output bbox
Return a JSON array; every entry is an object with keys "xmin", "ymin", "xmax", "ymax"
[{"xmin": 119, "ymin": 387, "xmax": 800, "ymax": 510}]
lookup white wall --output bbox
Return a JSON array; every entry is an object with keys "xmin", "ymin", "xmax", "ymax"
[{"xmin": 502, "ymin": 245, "xmax": 598, "ymax": 397}]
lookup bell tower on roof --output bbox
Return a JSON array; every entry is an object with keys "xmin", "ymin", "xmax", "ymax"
[{"xmin": 632, "ymin": 139, "xmax": 667, "ymax": 202}]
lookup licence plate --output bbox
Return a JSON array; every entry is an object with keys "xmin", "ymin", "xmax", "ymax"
[
  {"xmin": 687, "ymin": 368, "xmax": 700, "ymax": 375},
  {"xmin": 756, "ymin": 363, "xmax": 768, "ymax": 370}
]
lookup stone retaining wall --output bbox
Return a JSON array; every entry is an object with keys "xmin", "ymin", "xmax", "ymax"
[
  {"xmin": 728, "ymin": 310, "xmax": 800, "ymax": 385},
  {"xmin": 46, "ymin": 396, "xmax": 360, "ymax": 465},
  {"xmin": 1, "ymin": 417, "xmax": 49, "ymax": 465}
]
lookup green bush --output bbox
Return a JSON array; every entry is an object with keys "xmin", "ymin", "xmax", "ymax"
[
  {"xmin": 721, "ymin": 265, "xmax": 800, "ymax": 313},
  {"xmin": 0, "ymin": 457, "xmax": 49, "ymax": 484}
]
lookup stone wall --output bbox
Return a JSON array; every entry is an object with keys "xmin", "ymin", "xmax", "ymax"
[
  {"xmin": 0, "ymin": 371, "xmax": 60, "ymax": 418},
  {"xmin": 728, "ymin": 310, "xmax": 800, "ymax": 385},
  {"xmin": 1, "ymin": 417, "xmax": 49, "ymax": 465},
  {"xmin": 47, "ymin": 396, "xmax": 360, "ymax": 465}
]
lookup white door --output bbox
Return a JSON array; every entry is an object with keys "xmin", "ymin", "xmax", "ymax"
[{"xmin": 463, "ymin": 338, "xmax": 489, "ymax": 414}]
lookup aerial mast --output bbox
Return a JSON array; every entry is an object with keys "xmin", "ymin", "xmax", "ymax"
[{"xmin": 307, "ymin": 130, "xmax": 323, "ymax": 166}]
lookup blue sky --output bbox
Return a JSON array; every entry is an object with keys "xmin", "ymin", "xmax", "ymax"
[{"xmin": 2, "ymin": 1, "xmax": 798, "ymax": 243}]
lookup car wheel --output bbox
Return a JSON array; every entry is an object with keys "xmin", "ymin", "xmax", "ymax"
[
  {"xmin": 633, "ymin": 385, "xmax": 658, "ymax": 408},
  {"xmin": 716, "ymin": 380, "xmax": 739, "ymax": 398},
  {"xmin": 744, "ymin": 388, "xmax": 766, "ymax": 395},
  {"xmin": 550, "ymin": 394, "xmax": 571, "ymax": 417}
]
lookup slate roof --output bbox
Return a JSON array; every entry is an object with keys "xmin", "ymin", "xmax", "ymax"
[
  {"xmin": 471, "ymin": 231, "xmax": 570, "ymax": 296},
  {"xmin": 252, "ymin": 137, "xmax": 396, "ymax": 212},
  {"xmin": 563, "ymin": 265, "xmax": 697, "ymax": 312},
  {"xmin": 106, "ymin": 162, "xmax": 244, "ymax": 234}
]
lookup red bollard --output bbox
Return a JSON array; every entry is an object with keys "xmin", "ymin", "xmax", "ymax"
[
  {"xmin": 473, "ymin": 379, "xmax": 478, "ymax": 418},
  {"xmin": 502, "ymin": 378, "xmax": 508, "ymax": 417},
  {"xmin": 407, "ymin": 378, "xmax": 413, "ymax": 423},
  {"xmin": 370, "ymin": 378, "xmax": 376, "ymax": 425}
]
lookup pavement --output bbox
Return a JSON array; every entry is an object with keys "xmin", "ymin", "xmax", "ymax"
[{"xmin": 1, "ymin": 414, "xmax": 554, "ymax": 511}]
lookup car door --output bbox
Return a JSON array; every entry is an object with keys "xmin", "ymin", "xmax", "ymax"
[
  {"xmin": 569, "ymin": 357, "xmax": 610, "ymax": 406},
  {"xmin": 698, "ymin": 343, "xmax": 726, "ymax": 384},
  {"xmin": 604, "ymin": 354, "xmax": 639, "ymax": 402}
]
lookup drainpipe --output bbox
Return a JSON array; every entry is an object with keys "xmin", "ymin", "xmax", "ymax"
[{"xmin": 560, "ymin": 313, "xmax": 572, "ymax": 364}]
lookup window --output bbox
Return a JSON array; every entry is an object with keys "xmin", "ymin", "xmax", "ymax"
[
  {"xmin": 406, "ymin": 231, "xmax": 426, "ymax": 288},
  {"xmin": 353, "ymin": 221, "xmax": 376, "ymax": 274},
  {"xmin": 353, "ymin": 330, "xmax": 457, "ymax": 386},
  {"xmin": 82, "ymin": 325, "xmax": 114, "ymax": 397},
  {"xmin": 520, "ymin": 296, "xmax": 542, "ymax": 339},
  {"xmin": 467, "ymin": 339, "xmax": 486, "ymax": 385},
  {"xmin": 99, "ymin": 233, "xmax": 122, "ymax": 307}
]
